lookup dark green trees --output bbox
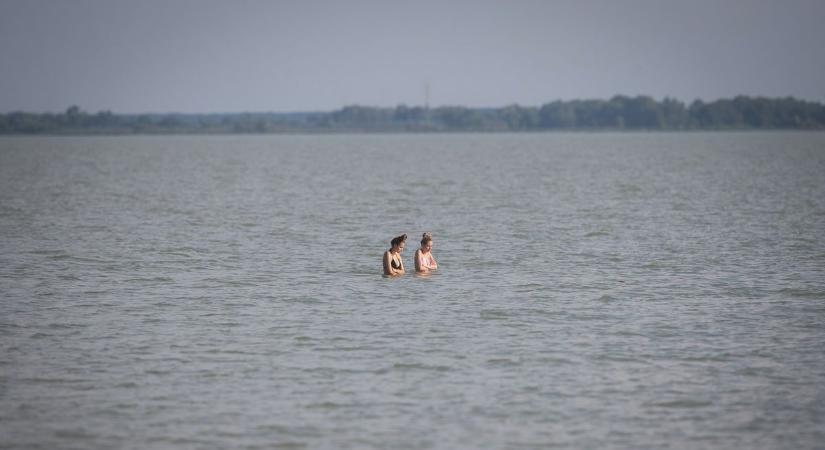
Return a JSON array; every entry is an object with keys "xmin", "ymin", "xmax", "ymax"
[{"xmin": 1, "ymin": 96, "xmax": 823, "ymax": 134}]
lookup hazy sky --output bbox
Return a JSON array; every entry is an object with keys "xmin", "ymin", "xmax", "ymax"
[{"xmin": 1, "ymin": 0, "xmax": 823, "ymax": 113}]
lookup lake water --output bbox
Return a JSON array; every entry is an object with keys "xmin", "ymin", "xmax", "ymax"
[{"xmin": 1, "ymin": 132, "xmax": 824, "ymax": 449}]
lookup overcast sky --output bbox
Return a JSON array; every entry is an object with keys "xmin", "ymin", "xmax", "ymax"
[{"xmin": 1, "ymin": 0, "xmax": 823, "ymax": 113}]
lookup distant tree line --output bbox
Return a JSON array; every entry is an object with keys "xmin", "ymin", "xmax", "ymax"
[{"xmin": 2, "ymin": 96, "xmax": 824, "ymax": 134}]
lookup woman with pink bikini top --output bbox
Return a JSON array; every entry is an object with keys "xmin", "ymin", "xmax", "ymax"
[{"xmin": 414, "ymin": 232, "xmax": 438, "ymax": 273}]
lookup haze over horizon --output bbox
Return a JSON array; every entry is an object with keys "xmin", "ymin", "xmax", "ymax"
[{"xmin": 1, "ymin": 0, "xmax": 824, "ymax": 114}]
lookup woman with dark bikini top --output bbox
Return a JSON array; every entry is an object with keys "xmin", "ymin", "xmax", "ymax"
[{"xmin": 383, "ymin": 234, "xmax": 407, "ymax": 276}]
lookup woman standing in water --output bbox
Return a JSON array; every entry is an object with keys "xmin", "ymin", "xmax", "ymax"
[
  {"xmin": 383, "ymin": 234, "xmax": 407, "ymax": 276},
  {"xmin": 415, "ymin": 232, "xmax": 438, "ymax": 273}
]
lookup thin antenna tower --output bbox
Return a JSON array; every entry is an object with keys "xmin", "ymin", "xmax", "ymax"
[{"xmin": 425, "ymin": 82, "xmax": 430, "ymax": 110}]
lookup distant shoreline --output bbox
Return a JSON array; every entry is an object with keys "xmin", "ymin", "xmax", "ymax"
[
  {"xmin": 2, "ymin": 129, "xmax": 824, "ymax": 139},
  {"xmin": 2, "ymin": 96, "xmax": 824, "ymax": 135}
]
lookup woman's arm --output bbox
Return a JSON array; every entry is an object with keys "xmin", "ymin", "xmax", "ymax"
[
  {"xmin": 383, "ymin": 251, "xmax": 394, "ymax": 275},
  {"xmin": 414, "ymin": 250, "xmax": 424, "ymax": 272}
]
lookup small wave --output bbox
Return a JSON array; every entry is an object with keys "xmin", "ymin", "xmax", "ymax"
[
  {"xmin": 133, "ymin": 356, "xmax": 192, "ymax": 364},
  {"xmin": 480, "ymin": 309, "xmax": 512, "ymax": 320},
  {"xmin": 735, "ymin": 366, "xmax": 777, "ymax": 378},
  {"xmin": 255, "ymin": 424, "xmax": 321, "ymax": 441},
  {"xmin": 312, "ymin": 346, "xmax": 370, "ymax": 352},
  {"xmin": 595, "ymin": 354, "xmax": 644, "ymax": 363},
  {"xmin": 75, "ymin": 302, "xmax": 105, "ymax": 308},
  {"xmin": 54, "ymin": 428, "xmax": 97, "ymax": 439},
  {"xmin": 49, "ymin": 254, "xmax": 113, "ymax": 264},
  {"xmin": 566, "ymin": 312, "xmax": 612, "ymax": 321},
  {"xmin": 125, "ymin": 276, "xmax": 174, "ymax": 283},
  {"xmin": 203, "ymin": 348, "xmax": 262, "ymax": 356},
  {"xmin": 486, "ymin": 358, "xmax": 521, "ymax": 367},
  {"xmin": 584, "ymin": 230, "xmax": 609, "ymax": 237},
  {"xmin": 151, "ymin": 301, "xmax": 175, "ymax": 307},
  {"xmin": 617, "ymin": 183, "xmax": 642, "ymax": 193},
  {"xmin": 536, "ymin": 356, "xmax": 573, "ymax": 365},
  {"xmin": 58, "ymin": 274, "xmax": 81, "ymax": 281},
  {"xmin": 29, "ymin": 249, "xmax": 68, "ymax": 256},
  {"xmin": 392, "ymin": 362, "xmax": 452, "ymax": 372},
  {"xmin": 109, "ymin": 402, "xmax": 138, "ymax": 410},
  {"xmin": 21, "ymin": 377, "xmax": 88, "ymax": 384},
  {"xmin": 647, "ymin": 399, "xmax": 713, "ymax": 408},
  {"xmin": 0, "ymin": 325, "xmax": 23, "ymax": 337},
  {"xmin": 158, "ymin": 246, "xmax": 207, "ymax": 255},
  {"xmin": 221, "ymin": 301, "xmax": 257, "ymax": 308},
  {"xmin": 81, "ymin": 290, "xmax": 109, "ymax": 295},
  {"xmin": 776, "ymin": 287, "xmax": 824, "ymax": 299},
  {"xmin": 519, "ymin": 308, "xmax": 565, "ymax": 318},
  {"xmin": 199, "ymin": 279, "xmax": 261, "ymax": 288},
  {"xmin": 261, "ymin": 439, "xmax": 308, "ymax": 448},
  {"xmin": 514, "ymin": 283, "xmax": 546, "ymax": 293},
  {"xmin": 146, "ymin": 436, "xmax": 212, "ymax": 446},
  {"xmin": 611, "ymin": 330, "xmax": 645, "ymax": 337},
  {"xmin": 679, "ymin": 355, "xmax": 732, "ymax": 362},
  {"xmin": 305, "ymin": 401, "xmax": 355, "ymax": 409},
  {"xmin": 47, "ymin": 322, "xmax": 88, "ymax": 329}
]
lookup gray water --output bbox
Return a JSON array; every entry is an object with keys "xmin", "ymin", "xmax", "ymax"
[{"xmin": 1, "ymin": 132, "xmax": 824, "ymax": 449}]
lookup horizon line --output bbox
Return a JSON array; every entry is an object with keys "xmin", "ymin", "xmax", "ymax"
[{"xmin": 3, "ymin": 94, "xmax": 823, "ymax": 116}]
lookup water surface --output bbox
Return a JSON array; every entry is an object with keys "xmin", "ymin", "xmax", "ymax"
[{"xmin": 1, "ymin": 132, "xmax": 824, "ymax": 449}]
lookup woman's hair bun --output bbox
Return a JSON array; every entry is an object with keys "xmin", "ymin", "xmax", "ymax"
[{"xmin": 391, "ymin": 234, "xmax": 407, "ymax": 247}]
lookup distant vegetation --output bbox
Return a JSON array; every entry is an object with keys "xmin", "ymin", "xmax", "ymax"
[{"xmin": 2, "ymin": 96, "xmax": 824, "ymax": 134}]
